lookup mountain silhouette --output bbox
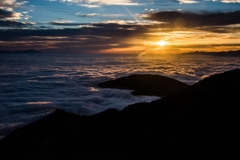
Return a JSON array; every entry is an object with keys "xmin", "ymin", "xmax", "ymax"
[
  {"xmin": 98, "ymin": 74, "xmax": 189, "ymax": 97},
  {"xmin": 0, "ymin": 69, "xmax": 240, "ymax": 159}
]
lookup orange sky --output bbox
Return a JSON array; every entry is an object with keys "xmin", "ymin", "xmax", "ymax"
[{"xmin": 97, "ymin": 25, "xmax": 240, "ymax": 54}]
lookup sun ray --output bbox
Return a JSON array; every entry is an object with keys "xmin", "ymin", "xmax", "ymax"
[{"xmin": 122, "ymin": 6, "xmax": 145, "ymax": 28}]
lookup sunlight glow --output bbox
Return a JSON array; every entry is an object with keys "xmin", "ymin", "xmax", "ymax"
[{"xmin": 155, "ymin": 40, "xmax": 168, "ymax": 47}]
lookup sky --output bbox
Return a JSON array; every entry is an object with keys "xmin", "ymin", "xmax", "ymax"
[{"xmin": 0, "ymin": 0, "xmax": 240, "ymax": 54}]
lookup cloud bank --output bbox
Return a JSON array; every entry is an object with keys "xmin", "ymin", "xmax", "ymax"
[
  {"xmin": 144, "ymin": 11, "xmax": 240, "ymax": 27},
  {"xmin": 1, "ymin": 19, "xmax": 240, "ymax": 53},
  {"xmin": 0, "ymin": 23, "xmax": 147, "ymax": 53},
  {"xmin": 0, "ymin": 20, "xmax": 33, "ymax": 27}
]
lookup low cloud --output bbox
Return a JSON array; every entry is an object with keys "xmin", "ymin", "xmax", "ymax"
[
  {"xmin": 144, "ymin": 11, "xmax": 240, "ymax": 27},
  {"xmin": 0, "ymin": 71, "xmax": 158, "ymax": 138}
]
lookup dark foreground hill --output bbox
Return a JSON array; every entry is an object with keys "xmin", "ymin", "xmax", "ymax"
[
  {"xmin": 0, "ymin": 69, "xmax": 240, "ymax": 159},
  {"xmin": 98, "ymin": 74, "xmax": 189, "ymax": 97}
]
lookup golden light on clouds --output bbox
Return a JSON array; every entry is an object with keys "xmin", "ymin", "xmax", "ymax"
[
  {"xmin": 155, "ymin": 40, "xmax": 168, "ymax": 47},
  {"xmin": 134, "ymin": 27, "xmax": 240, "ymax": 54}
]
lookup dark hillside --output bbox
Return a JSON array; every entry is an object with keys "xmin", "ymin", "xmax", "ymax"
[
  {"xmin": 0, "ymin": 69, "xmax": 240, "ymax": 159},
  {"xmin": 98, "ymin": 74, "xmax": 189, "ymax": 97}
]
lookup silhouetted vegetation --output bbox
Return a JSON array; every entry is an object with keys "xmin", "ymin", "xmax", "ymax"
[{"xmin": 1, "ymin": 69, "xmax": 240, "ymax": 159}]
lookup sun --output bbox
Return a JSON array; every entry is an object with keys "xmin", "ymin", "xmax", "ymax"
[{"xmin": 155, "ymin": 40, "xmax": 168, "ymax": 47}]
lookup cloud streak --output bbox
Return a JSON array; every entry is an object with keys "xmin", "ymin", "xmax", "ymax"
[
  {"xmin": 221, "ymin": 0, "xmax": 240, "ymax": 3},
  {"xmin": 0, "ymin": 20, "xmax": 33, "ymax": 27},
  {"xmin": 177, "ymin": 0, "xmax": 199, "ymax": 3},
  {"xmin": 49, "ymin": 0, "xmax": 141, "ymax": 6},
  {"xmin": 144, "ymin": 11, "xmax": 240, "ymax": 27},
  {"xmin": 76, "ymin": 12, "xmax": 124, "ymax": 17}
]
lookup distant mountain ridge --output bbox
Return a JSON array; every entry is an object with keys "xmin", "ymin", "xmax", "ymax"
[
  {"xmin": 0, "ymin": 49, "xmax": 41, "ymax": 54},
  {"xmin": 183, "ymin": 50, "xmax": 240, "ymax": 57}
]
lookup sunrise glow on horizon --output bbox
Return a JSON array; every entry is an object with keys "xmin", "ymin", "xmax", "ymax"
[{"xmin": 0, "ymin": 0, "xmax": 240, "ymax": 54}]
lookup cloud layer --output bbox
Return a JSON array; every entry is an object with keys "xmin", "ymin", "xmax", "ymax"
[
  {"xmin": 1, "ymin": 49, "xmax": 240, "ymax": 138},
  {"xmin": 0, "ymin": 20, "xmax": 32, "ymax": 27},
  {"xmin": 1, "ymin": 19, "xmax": 240, "ymax": 54},
  {"xmin": 0, "ymin": 54, "xmax": 163, "ymax": 137},
  {"xmin": 144, "ymin": 11, "xmax": 240, "ymax": 27},
  {"xmin": 0, "ymin": 23, "xmax": 146, "ymax": 53}
]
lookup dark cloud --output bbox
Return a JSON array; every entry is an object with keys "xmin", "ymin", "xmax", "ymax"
[
  {"xmin": 0, "ymin": 20, "xmax": 31, "ymax": 27},
  {"xmin": 75, "ymin": 12, "xmax": 99, "ymax": 17},
  {"xmin": 49, "ymin": 22, "xmax": 86, "ymax": 26},
  {"xmin": 0, "ymin": 24, "xmax": 146, "ymax": 40},
  {"xmin": 144, "ymin": 11, "xmax": 240, "ymax": 27},
  {"xmin": 0, "ymin": 9, "xmax": 21, "ymax": 19},
  {"xmin": 48, "ymin": 21, "xmax": 148, "ymax": 29},
  {"xmin": 0, "ymin": 9, "xmax": 13, "ymax": 18},
  {"xmin": 196, "ymin": 26, "xmax": 240, "ymax": 33},
  {"xmin": 1, "ymin": 19, "xmax": 239, "ymax": 53},
  {"xmin": 0, "ymin": 23, "xmax": 148, "ymax": 53}
]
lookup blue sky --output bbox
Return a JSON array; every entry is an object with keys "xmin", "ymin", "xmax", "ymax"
[
  {"xmin": 1, "ymin": 0, "xmax": 240, "ymax": 54},
  {"xmin": 9, "ymin": 0, "xmax": 240, "ymax": 27}
]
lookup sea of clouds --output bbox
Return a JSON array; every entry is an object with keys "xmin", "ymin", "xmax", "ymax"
[{"xmin": 1, "ymin": 53, "xmax": 240, "ymax": 139}]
